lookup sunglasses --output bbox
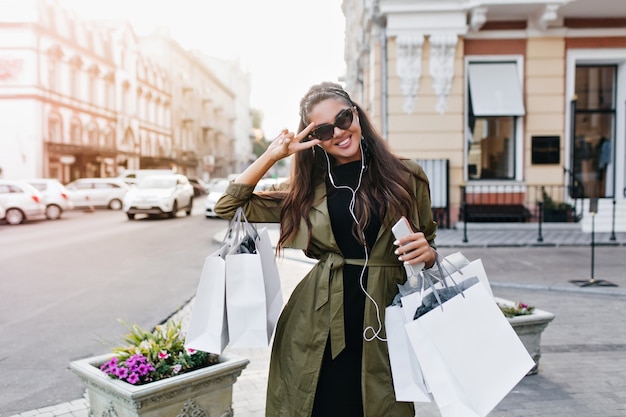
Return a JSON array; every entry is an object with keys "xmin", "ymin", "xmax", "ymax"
[{"xmin": 308, "ymin": 107, "xmax": 355, "ymax": 141}]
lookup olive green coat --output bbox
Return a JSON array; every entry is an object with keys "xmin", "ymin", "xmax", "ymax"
[{"xmin": 214, "ymin": 159, "xmax": 437, "ymax": 417}]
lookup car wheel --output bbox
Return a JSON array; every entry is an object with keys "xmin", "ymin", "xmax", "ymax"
[
  {"xmin": 186, "ymin": 197, "xmax": 193, "ymax": 216},
  {"xmin": 45, "ymin": 204, "xmax": 62, "ymax": 220},
  {"xmin": 168, "ymin": 202, "xmax": 178, "ymax": 218},
  {"xmin": 127, "ymin": 213, "xmax": 135, "ymax": 220},
  {"xmin": 109, "ymin": 199, "xmax": 123, "ymax": 210},
  {"xmin": 5, "ymin": 208, "xmax": 25, "ymax": 225}
]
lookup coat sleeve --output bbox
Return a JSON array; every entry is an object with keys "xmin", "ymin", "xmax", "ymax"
[{"xmin": 213, "ymin": 181, "xmax": 284, "ymax": 223}]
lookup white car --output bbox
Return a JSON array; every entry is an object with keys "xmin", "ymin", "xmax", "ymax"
[
  {"xmin": 26, "ymin": 178, "xmax": 74, "ymax": 220},
  {"xmin": 205, "ymin": 179, "xmax": 230, "ymax": 218},
  {"xmin": 254, "ymin": 177, "xmax": 288, "ymax": 192},
  {"xmin": 65, "ymin": 178, "xmax": 130, "ymax": 210},
  {"xmin": 117, "ymin": 169, "xmax": 175, "ymax": 186},
  {"xmin": 0, "ymin": 180, "xmax": 46, "ymax": 225},
  {"xmin": 123, "ymin": 174, "xmax": 194, "ymax": 220}
]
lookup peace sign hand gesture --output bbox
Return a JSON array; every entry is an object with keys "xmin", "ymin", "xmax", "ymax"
[{"xmin": 266, "ymin": 123, "xmax": 320, "ymax": 163}]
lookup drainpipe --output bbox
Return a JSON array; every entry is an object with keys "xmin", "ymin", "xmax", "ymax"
[
  {"xmin": 370, "ymin": 0, "xmax": 388, "ymax": 139},
  {"xmin": 381, "ymin": 21, "xmax": 388, "ymax": 139}
]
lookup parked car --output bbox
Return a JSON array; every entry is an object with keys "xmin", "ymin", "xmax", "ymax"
[
  {"xmin": 254, "ymin": 177, "xmax": 288, "ymax": 192},
  {"xmin": 65, "ymin": 178, "xmax": 130, "ymax": 210},
  {"xmin": 26, "ymin": 178, "xmax": 74, "ymax": 220},
  {"xmin": 0, "ymin": 180, "xmax": 45, "ymax": 225},
  {"xmin": 123, "ymin": 174, "xmax": 194, "ymax": 220},
  {"xmin": 205, "ymin": 179, "xmax": 230, "ymax": 218},
  {"xmin": 117, "ymin": 169, "xmax": 175, "ymax": 186},
  {"xmin": 188, "ymin": 178, "xmax": 210, "ymax": 197}
]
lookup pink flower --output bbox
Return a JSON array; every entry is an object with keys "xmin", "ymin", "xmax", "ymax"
[
  {"xmin": 172, "ymin": 364, "xmax": 182, "ymax": 374},
  {"xmin": 126, "ymin": 373, "xmax": 140, "ymax": 385},
  {"xmin": 158, "ymin": 351, "xmax": 170, "ymax": 360}
]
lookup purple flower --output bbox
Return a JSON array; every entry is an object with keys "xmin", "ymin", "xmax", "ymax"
[
  {"xmin": 137, "ymin": 363, "xmax": 149, "ymax": 376},
  {"xmin": 116, "ymin": 367, "xmax": 129, "ymax": 379},
  {"xmin": 126, "ymin": 373, "xmax": 140, "ymax": 385},
  {"xmin": 172, "ymin": 364, "xmax": 182, "ymax": 374}
]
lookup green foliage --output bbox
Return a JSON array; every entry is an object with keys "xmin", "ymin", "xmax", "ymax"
[
  {"xmin": 542, "ymin": 190, "xmax": 573, "ymax": 211},
  {"xmin": 99, "ymin": 320, "xmax": 219, "ymax": 385}
]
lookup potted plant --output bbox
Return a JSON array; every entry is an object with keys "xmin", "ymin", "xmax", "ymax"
[
  {"xmin": 70, "ymin": 320, "xmax": 249, "ymax": 417},
  {"xmin": 496, "ymin": 298, "xmax": 555, "ymax": 375},
  {"xmin": 541, "ymin": 190, "xmax": 574, "ymax": 222}
]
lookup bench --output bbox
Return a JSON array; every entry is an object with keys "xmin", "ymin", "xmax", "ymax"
[{"xmin": 463, "ymin": 204, "xmax": 531, "ymax": 223}]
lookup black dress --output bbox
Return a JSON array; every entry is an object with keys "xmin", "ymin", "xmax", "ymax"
[{"xmin": 311, "ymin": 161, "xmax": 381, "ymax": 417}]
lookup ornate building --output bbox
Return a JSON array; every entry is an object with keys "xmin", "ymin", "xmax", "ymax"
[
  {"xmin": 0, "ymin": 0, "xmax": 250, "ymax": 183},
  {"xmin": 342, "ymin": 0, "xmax": 626, "ymax": 231}
]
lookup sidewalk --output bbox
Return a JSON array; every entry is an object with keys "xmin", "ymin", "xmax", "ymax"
[{"xmin": 12, "ymin": 223, "xmax": 626, "ymax": 417}]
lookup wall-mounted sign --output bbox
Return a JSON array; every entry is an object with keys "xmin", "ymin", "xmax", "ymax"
[{"xmin": 531, "ymin": 136, "xmax": 560, "ymax": 165}]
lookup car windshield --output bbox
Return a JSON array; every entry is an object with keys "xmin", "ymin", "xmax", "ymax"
[{"xmin": 138, "ymin": 177, "xmax": 176, "ymax": 189}]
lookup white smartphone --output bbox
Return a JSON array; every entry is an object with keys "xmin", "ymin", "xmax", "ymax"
[{"xmin": 392, "ymin": 216, "xmax": 425, "ymax": 275}]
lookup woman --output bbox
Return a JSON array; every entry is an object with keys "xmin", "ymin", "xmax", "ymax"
[{"xmin": 214, "ymin": 82, "xmax": 437, "ymax": 417}]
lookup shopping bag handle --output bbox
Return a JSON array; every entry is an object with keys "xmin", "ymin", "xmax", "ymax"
[
  {"xmin": 222, "ymin": 207, "xmax": 259, "ymax": 246},
  {"xmin": 420, "ymin": 254, "xmax": 466, "ymax": 312}
]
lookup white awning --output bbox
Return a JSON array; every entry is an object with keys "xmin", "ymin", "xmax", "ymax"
[{"xmin": 468, "ymin": 63, "xmax": 525, "ymax": 116}]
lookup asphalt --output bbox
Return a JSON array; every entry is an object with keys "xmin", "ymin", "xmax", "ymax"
[{"xmin": 11, "ymin": 223, "xmax": 626, "ymax": 417}]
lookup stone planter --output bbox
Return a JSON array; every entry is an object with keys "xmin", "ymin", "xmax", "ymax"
[
  {"xmin": 496, "ymin": 297, "xmax": 555, "ymax": 375},
  {"xmin": 70, "ymin": 353, "xmax": 249, "ymax": 417}
]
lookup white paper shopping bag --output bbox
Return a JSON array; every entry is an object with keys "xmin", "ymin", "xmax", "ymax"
[
  {"xmin": 184, "ymin": 246, "xmax": 230, "ymax": 354},
  {"xmin": 385, "ymin": 304, "xmax": 432, "ymax": 402},
  {"xmin": 255, "ymin": 227, "xmax": 283, "ymax": 339},
  {"xmin": 404, "ymin": 281, "xmax": 535, "ymax": 417},
  {"xmin": 226, "ymin": 226, "xmax": 282, "ymax": 349}
]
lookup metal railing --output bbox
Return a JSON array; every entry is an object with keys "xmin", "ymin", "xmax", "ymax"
[{"xmin": 460, "ymin": 184, "xmax": 582, "ymax": 243}]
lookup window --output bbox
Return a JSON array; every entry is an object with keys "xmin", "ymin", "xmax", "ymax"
[
  {"xmin": 87, "ymin": 124, "xmax": 98, "ymax": 146},
  {"xmin": 70, "ymin": 119, "xmax": 82, "ymax": 145},
  {"xmin": 571, "ymin": 65, "xmax": 616, "ymax": 199},
  {"xmin": 48, "ymin": 58, "xmax": 60, "ymax": 91},
  {"xmin": 48, "ymin": 115, "xmax": 62, "ymax": 142},
  {"xmin": 466, "ymin": 61, "xmax": 525, "ymax": 180}
]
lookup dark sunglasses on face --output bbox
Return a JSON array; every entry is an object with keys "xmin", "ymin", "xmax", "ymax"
[{"xmin": 308, "ymin": 107, "xmax": 355, "ymax": 141}]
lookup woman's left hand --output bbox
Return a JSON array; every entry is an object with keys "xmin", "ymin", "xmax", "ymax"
[{"xmin": 393, "ymin": 232, "xmax": 437, "ymax": 269}]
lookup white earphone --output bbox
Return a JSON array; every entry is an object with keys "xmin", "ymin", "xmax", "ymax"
[{"xmin": 322, "ymin": 140, "xmax": 386, "ymax": 343}]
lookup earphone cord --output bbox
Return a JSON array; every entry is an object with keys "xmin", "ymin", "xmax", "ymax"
[{"xmin": 323, "ymin": 146, "xmax": 386, "ymax": 343}]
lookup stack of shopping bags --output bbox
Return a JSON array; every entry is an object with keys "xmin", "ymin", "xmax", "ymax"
[
  {"xmin": 185, "ymin": 207, "xmax": 283, "ymax": 354},
  {"xmin": 386, "ymin": 252, "xmax": 535, "ymax": 417}
]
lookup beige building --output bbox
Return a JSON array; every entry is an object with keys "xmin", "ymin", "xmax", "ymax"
[{"xmin": 342, "ymin": 0, "xmax": 626, "ymax": 232}]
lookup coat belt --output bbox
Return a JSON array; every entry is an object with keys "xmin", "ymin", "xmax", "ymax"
[{"xmin": 316, "ymin": 252, "xmax": 399, "ymax": 359}]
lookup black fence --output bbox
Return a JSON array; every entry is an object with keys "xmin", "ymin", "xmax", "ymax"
[{"xmin": 461, "ymin": 184, "xmax": 582, "ymax": 224}]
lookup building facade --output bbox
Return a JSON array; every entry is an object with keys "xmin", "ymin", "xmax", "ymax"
[
  {"xmin": 342, "ymin": 0, "xmax": 626, "ymax": 231},
  {"xmin": 0, "ymin": 0, "xmax": 250, "ymax": 183}
]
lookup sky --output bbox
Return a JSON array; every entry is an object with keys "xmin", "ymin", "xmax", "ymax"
[{"xmin": 58, "ymin": 0, "xmax": 347, "ymax": 139}]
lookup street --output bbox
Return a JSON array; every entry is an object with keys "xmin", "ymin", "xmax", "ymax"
[
  {"xmin": 2, "ymin": 210, "xmax": 626, "ymax": 417},
  {"xmin": 0, "ymin": 206, "xmax": 228, "ymax": 416}
]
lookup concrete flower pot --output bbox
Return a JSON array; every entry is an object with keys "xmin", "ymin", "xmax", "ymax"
[
  {"xmin": 70, "ymin": 353, "xmax": 249, "ymax": 417},
  {"xmin": 496, "ymin": 297, "xmax": 556, "ymax": 375}
]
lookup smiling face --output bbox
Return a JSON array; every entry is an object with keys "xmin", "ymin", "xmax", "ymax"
[{"xmin": 307, "ymin": 98, "xmax": 362, "ymax": 165}]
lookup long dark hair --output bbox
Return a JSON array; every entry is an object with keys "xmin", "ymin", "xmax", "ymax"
[{"xmin": 277, "ymin": 82, "xmax": 428, "ymax": 249}]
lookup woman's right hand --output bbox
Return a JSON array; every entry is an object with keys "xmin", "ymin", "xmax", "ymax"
[{"xmin": 266, "ymin": 123, "xmax": 320, "ymax": 163}]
